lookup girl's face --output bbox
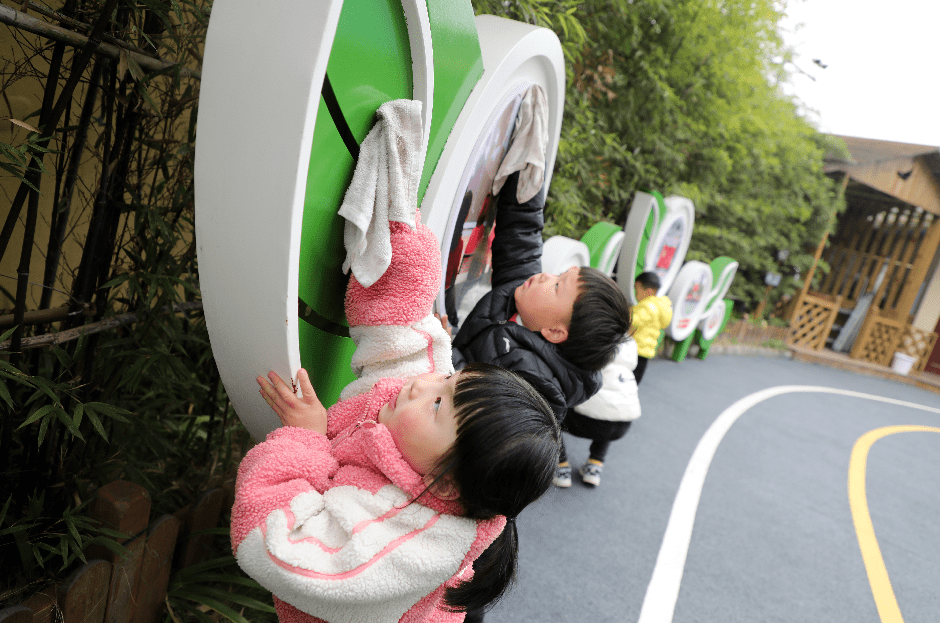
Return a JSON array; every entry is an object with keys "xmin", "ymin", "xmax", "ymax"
[{"xmin": 378, "ymin": 372, "xmax": 460, "ymax": 476}]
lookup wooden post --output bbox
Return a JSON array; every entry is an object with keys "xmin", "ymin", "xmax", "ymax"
[
  {"xmin": 753, "ymin": 284, "xmax": 773, "ymax": 320},
  {"xmin": 57, "ymin": 560, "xmax": 112, "ymax": 623},
  {"xmin": 0, "ymin": 606, "xmax": 33, "ymax": 623},
  {"xmin": 19, "ymin": 585, "xmax": 58, "ymax": 623},
  {"xmin": 175, "ymin": 488, "xmax": 224, "ymax": 569},
  {"xmin": 88, "ymin": 481, "xmax": 151, "ymax": 623},
  {"xmin": 808, "ymin": 172, "xmax": 850, "ymax": 301},
  {"xmin": 886, "ymin": 216, "xmax": 940, "ymax": 322},
  {"xmin": 131, "ymin": 515, "xmax": 181, "ymax": 623}
]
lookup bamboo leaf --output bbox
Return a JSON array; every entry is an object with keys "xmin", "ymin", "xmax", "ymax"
[
  {"xmin": 72, "ymin": 402, "xmax": 84, "ymax": 429},
  {"xmin": 166, "ymin": 600, "xmax": 213, "ymax": 623},
  {"xmin": 126, "ymin": 52, "xmax": 144, "ymax": 83},
  {"xmin": 82, "ymin": 404, "xmax": 109, "ymax": 441},
  {"xmin": 28, "ymin": 376, "xmax": 61, "ymax": 405},
  {"xmin": 65, "ymin": 516, "xmax": 82, "ymax": 546},
  {"xmin": 8, "ymin": 118, "xmax": 40, "ymax": 133},
  {"xmin": 118, "ymin": 49, "xmax": 129, "ymax": 81},
  {"xmin": 195, "ymin": 587, "xmax": 275, "ymax": 613},
  {"xmin": 51, "ymin": 345, "xmax": 71, "ymax": 368},
  {"xmin": 85, "ymin": 401, "xmax": 131, "ymax": 423},
  {"xmin": 0, "ymin": 378, "xmax": 13, "ymax": 410},
  {"xmin": 169, "ymin": 591, "xmax": 251, "ymax": 623},
  {"xmin": 85, "ymin": 535, "xmax": 129, "ymax": 558},
  {"xmin": 0, "ymin": 142, "xmax": 29, "ymax": 166},
  {"xmin": 0, "ymin": 495, "xmax": 11, "ymax": 527},
  {"xmin": 18, "ymin": 404, "xmax": 55, "ymax": 429},
  {"xmin": 54, "ymin": 406, "xmax": 84, "ymax": 441},
  {"xmin": 101, "ymin": 273, "xmax": 131, "ymax": 289},
  {"xmin": 37, "ymin": 414, "xmax": 51, "ymax": 446}
]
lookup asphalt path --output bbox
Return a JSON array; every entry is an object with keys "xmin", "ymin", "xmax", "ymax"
[{"xmin": 485, "ymin": 354, "xmax": 940, "ymax": 623}]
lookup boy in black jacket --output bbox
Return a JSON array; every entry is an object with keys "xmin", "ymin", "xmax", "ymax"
[
  {"xmin": 448, "ymin": 172, "xmax": 630, "ymax": 623},
  {"xmin": 449, "ymin": 172, "xmax": 630, "ymax": 430}
]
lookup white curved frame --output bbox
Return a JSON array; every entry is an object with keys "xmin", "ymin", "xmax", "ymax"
[
  {"xmin": 646, "ymin": 196, "xmax": 695, "ymax": 296},
  {"xmin": 617, "ymin": 192, "xmax": 661, "ymax": 305},
  {"xmin": 697, "ymin": 299, "xmax": 726, "ymax": 341},
  {"xmin": 665, "ymin": 260, "xmax": 713, "ymax": 341},
  {"xmin": 704, "ymin": 259, "xmax": 739, "ymax": 314},
  {"xmin": 194, "ymin": 0, "xmax": 436, "ymax": 441},
  {"xmin": 401, "ymin": 0, "xmax": 434, "ymax": 160},
  {"xmin": 598, "ymin": 231, "xmax": 625, "ymax": 276},
  {"xmin": 541, "ymin": 236, "xmax": 591, "ymax": 275},
  {"xmin": 422, "ymin": 14, "xmax": 566, "ymax": 250}
]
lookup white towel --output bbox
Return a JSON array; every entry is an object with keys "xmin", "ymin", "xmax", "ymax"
[
  {"xmin": 491, "ymin": 85, "xmax": 548, "ymax": 203},
  {"xmin": 339, "ymin": 99, "xmax": 425, "ymax": 288}
]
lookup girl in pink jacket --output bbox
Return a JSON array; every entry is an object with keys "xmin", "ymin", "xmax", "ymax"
[{"xmin": 231, "ymin": 215, "xmax": 559, "ymax": 623}]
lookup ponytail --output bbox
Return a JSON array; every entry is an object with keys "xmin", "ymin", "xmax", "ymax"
[
  {"xmin": 445, "ymin": 518, "xmax": 519, "ymax": 612},
  {"xmin": 436, "ymin": 364, "xmax": 558, "ymax": 614}
]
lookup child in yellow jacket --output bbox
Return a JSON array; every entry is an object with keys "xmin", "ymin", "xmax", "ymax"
[{"xmin": 631, "ymin": 272, "xmax": 673, "ymax": 384}]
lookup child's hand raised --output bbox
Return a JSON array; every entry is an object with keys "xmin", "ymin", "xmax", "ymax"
[{"xmin": 257, "ymin": 369, "xmax": 327, "ymax": 434}]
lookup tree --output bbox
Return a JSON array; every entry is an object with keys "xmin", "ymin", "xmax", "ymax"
[{"xmin": 472, "ymin": 0, "xmax": 847, "ymax": 308}]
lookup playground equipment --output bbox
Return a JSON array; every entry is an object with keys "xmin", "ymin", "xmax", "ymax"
[{"xmin": 194, "ymin": 0, "xmax": 565, "ymax": 440}]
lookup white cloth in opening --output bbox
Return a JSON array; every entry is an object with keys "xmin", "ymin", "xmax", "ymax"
[
  {"xmin": 491, "ymin": 84, "xmax": 548, "ymax": 204},
  {"xmin": 339, "ymin": 99, "xmax": 425, "ymax": 288}
]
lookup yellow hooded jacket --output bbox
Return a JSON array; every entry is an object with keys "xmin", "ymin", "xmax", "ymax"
[{"xmin": 631, "ymin": 295, "xmax": 673, "ymax": 358}]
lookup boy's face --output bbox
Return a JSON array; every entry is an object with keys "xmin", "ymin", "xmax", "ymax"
[
  {"xmin": 634, "ymin": 282, "xmax": 654, "ymax": 302},
  {"xmin": 514, "ymin": 267, "xmax": 579, "ymax": 344},
  {"xmin": 379, "ymin": 372, "xmax": 460, "ymax": 476}
]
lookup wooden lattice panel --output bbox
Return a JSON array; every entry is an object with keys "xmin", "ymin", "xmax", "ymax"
[
  {"xmin": 851, "ymin": 313, "xmax": 904, "ymax": 366},
  {"xmin": 897, "ymin": 326, "xmax": 940, "ymax": 372},
  {"xmin": 787, "ymin": 294, "xmax": 841, "ymax": 350}
]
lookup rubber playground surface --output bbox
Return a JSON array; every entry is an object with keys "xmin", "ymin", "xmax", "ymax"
[{"xmin": 486, "ymin": 354, "xmax": 940, "ymax": 623}]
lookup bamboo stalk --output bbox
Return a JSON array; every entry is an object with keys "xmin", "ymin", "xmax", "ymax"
[
  {"xmin": 0, "ymin": 304, "xmax": 95, "ymax": 328},
  {"xmin": 9, "ymin": 36, "xmax": 66, "ymax": 356},
  {"xmin": 0, "ymin": 4, "xmax": 200, "ymax": 79},
  {"xmin": 40, "ymin": 61, "xmax": 103, "ymax": 311},
  {"xmin": 24, "ymin": 0, "xmax": 151, "ymax": 56},
  {"xmin": 0, "ymin": 301, "xmax": 203, "ymax": 351},
  {"xmin": 0, "ymin": 0, "xmax": 119, "ymax": 269},
  {"xmin": 68, "ymin": 59, "xmax": 114, "ymax": 323}
]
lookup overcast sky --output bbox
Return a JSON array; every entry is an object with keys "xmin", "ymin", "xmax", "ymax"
[{"xmin": 779, "ymin": 0, "xmax": 940, "ymax": 148}]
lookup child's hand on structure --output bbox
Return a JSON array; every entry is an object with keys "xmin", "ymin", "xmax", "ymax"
[{"xmin": 256, "ymin": 369, "xmax": 327, "ymax": 434}]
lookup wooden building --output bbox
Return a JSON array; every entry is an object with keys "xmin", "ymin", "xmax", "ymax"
[{"xmin": 788, "ymin": 135, "xmax": 940, "ymax": 376}]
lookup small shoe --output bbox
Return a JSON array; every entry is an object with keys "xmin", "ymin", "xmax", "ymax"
[
  {"xmin": 553, "ymin": 464, "xmax": 572, "ymax": 488},
  {"xmin": 579, "ymin": 461, "xmax": 603, "ymax": 487}
]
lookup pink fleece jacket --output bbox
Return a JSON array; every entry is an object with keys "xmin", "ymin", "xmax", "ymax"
[{"xmin": 231, "ymin": 218, "xmax": 506, "ymax": 623}]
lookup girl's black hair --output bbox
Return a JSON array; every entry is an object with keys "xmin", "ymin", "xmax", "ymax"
[{"xmin": 434, "ymin": 362, "xmax": 559, "ymax": 614}]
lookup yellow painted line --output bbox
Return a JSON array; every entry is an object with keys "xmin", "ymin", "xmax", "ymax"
[
  {"xmin": 639, "ymin": 387, "xmax": 940, "ymax": 623},
  {"xmin": 848, "ymin": 425, "xmax": 940, "ymax": 623}
]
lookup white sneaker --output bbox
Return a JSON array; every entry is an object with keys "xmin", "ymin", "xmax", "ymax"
[
  {"xmin": 579, "ymin": 461, "xmax": 603, "ymax": 487},
  {"xmin": 553, "ymin": 464, "xmax": 572, "ymax": 488}
]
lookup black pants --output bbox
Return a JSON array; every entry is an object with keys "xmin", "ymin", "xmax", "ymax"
[
  {"xmin": 634, "ymin": 355, "xmax": 649, "ymax": 385},
  {"xmin": 559, "ymin": 410, "xmax": 632, "ymax": 463}
]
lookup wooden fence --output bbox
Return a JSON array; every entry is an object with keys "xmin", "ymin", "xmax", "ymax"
[
  {"xmin": 0, "ymin": 480, "xmax": 233, "ymax": 623},
  {"xmin": 715, "ymin": 319, "xmax": 788, "ymax": 347},
  {"xmin": 851, "ymin": 308, "xmax": 939, "ymax": 371},
  {"xmin": 786, "ymin": 293, "xmax": 843, "ymax": 350}
]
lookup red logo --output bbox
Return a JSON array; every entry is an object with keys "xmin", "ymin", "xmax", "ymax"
[{"xmin": 656, "ymin": 245, "xmax": 676, "ymax": 269}]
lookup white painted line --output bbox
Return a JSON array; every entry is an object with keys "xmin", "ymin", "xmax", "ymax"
[{"xmin": 637, "ymin": 385, "xmax": 940, "ymax": 623}]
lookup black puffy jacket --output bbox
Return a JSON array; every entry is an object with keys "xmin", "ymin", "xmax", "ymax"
[{"xmin": 451, "ymin": 173, "xmax": 600, "ymax": 421}]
